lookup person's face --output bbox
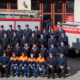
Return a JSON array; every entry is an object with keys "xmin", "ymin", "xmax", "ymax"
[
  {"xmin": 17, "ymin": 27, "xmax": 20, "ymax": 30},
  {"xmin": 31, "ymin": 54, "xmax": 34, "ymax": 58},
  {"xmin": 59, "ymin": 26, "xmax": 62, "ymax": 29},
  {"xmin": 13, "ymin": 54, "xmax": 16, "ymax": 57},
  {"xmin": 22, "ymin": 53, "xmax": 25, "ymax": 57},
  {"xmin": 60, "ymin": 54, "xmax": 64, "ymax": 57},
  {"xmin": 61, "ymin": 42, "xmax": 64, "ymax": 45},
  {"xmin": 9, "ymin": 27, "xmax": 12, "ymax": 30},
  {"xmin": 8, "ymin": 45, "xmax": 10, "ymax": 48},
  {"xmin": 41, "ymin": 34, "xmax": 43, "ymax": 38},
  {"xmin": 49, "ymin": 53, "xmax": 52, "ymax": 56},
  {"xmin": 26, "ymin": 27, "xmax": 28, "ymax": 29},
  {"xmin": 35, "ymin": 28, "xmax": 38, "ymax": 31},
  {"xmin": 41, "ymin": 45, "xmax": 44, "ymax": 48},
  {"xmin": 4, "ymin": 34, "xmax": 7, "ymax": 37},
  {"xmin": 16, "ymin": 43, "xmax": 19, "ymax": 46},
  {"xmin": 25, "ymin": 43, "xmax": 28, "ymax": 47},
  {"xmin": 39, "ymin": 54, "xmax": 42, "ymax": 58},
  {"xmin": 43, "ymin": 29, "xmax": 46, "ymax": 32},
  {"xmin": 51, "ymin": 28, "xmax": 53, "ymax": 31},
  {"xmin": 1, "ymin": 27, "xmax": 3, "ymax": 30},
  {"xmin": 23, "ymin": 35, "xmax": 25, "ymax": 38},
  {"xmin": 3, "ymin": 53, "xmax": 6, "ymax": 56},
  {"xmin": 51, "ymin": 44, "xmax": 54, "ymax": 47},
  {"xmin": 33, "ymin": 44, "xmax": 36, "ymax": 48},
  {"xmin": 32, "ymin": 33, "xmax": 35, "ymax": 36},
  {"xmin": 13, "ymin": 32, "xmax": 16, "ymax": 35},
  {"xmin": 51, "ymin": 35, "xmax": 54, "ymax": 38},
  {"xmin": 62, "ymin": 33, "xmax": 64, "ymax": 36}
]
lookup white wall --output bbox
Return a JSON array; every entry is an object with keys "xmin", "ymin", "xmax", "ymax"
[
  {"xmin": 74, "ymin": 0, "xmax": 80, "ymax": 22},
  {"xmin": 17, "ymin": 0, "xmax": 31, "ymax": 10}
]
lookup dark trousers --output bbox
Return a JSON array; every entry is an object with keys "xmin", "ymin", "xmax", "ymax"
[
  {"xmin": 57, "ymin": 67, "xmax": 67, "ymax": 77},
  {"xmin": 1, "ymin": 65, "xmax": 10, "ymax": 76},
  {"xmin": 47, "ymin": 66, "xmax": 54, "ymax": 78}
]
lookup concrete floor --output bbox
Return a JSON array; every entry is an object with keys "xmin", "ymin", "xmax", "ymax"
[{"xmin": 0, "ymin": 58, "xmax": 80, "ymax": 80}]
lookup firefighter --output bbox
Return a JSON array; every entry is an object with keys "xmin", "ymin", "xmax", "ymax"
[
  {"xmin": 30, "ymin": 44, "xmax": 39, "ymax": 58},
  {"xmin": 20, "ymin": 35, "xmax": 27, "ymax": 47},
  {"xmin": 10, "ymin": 31, "xmax": 19, "ymax": 47},
  {"xmin": 57, "ymin": 53, "xmax": 67, "ymax": 78},
  {"xmin": 23, "ymin": 24, "xmax": 32, "ymax": 41},
  {"xmin": 1, "ymin": 32, "xmax": 9, "ymax": 50},
  {"xmin": 13, "ymin": 42, "xmax": 21, "ymax": 56},
  {"xmin": 48, "ymin": 33, "xmax": 57, "ymax": 48},
  {"xmin": 16, "ymin": 25, "xmax": 23, "ymax": 38},
  {"xmin": 43, "ymin": 28, "xmax": 49, "ymax": 40},
  {"xmin": 0, "ymin": 51, "xmax": 10, "ymax": 78},
  {"xmin": 57, "ymin": 40, "xmax": 68, "ymax": 56},
  {"xmin": 7, "ymin": 25, "xmax": 14, "ymax": 38},
  {"xmin": 28, "ymin": 31, "xmax": 38, "ymax": 47},
  {"xmin": 10, "ymin": 52, "xmax": 19, "ymax": 77},
  {"xmin": 46, "ymin": 52, "xmax": 56, "ymax": 79},
  {"xmin": 58, "ymin": 32, "xmax": 68, "ymax": 46},
  {"xmin": 56, "ymin": 25, "xmax": 65, "ymax": 37},
  {"xmin": 27, "ymin": 53, "xmax": 37, "ymax": 78},
  {"xmin": 0, "ymin": 25, "xmax": 6, "ymax": 38},
  {"xmin": 21, "ymin": 43, "xmax": 30, "ymax": 57},
  {"xmin": 40, "ymin": 44, "xmax": 48, "ymax": 59},
  {"xmin": 49, "ymin": 26, "xmax": 56, "ymax": 38},
  {"xmin": 36, "ymin": 53, "xmax": 46, "ymax": 77},
  {"xmin": 34, "ymin": 26, "xmax": 40, "ymax": 38},
  {"xmin": 39, "ymin": 33, "xmax": 47, "ymax": 48},
  {"xmin": 49, "ymin": 43, "xmax": 57, "ymax": 57},
  {"xmin": 19, "ymin": 52, "xmax": 28, "ymax": 77},
  {"xmin": 0, "ymin": 43, "xmax": 3, "ymax": 56}
]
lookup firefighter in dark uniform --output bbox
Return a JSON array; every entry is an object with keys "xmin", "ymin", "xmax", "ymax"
[
  {"xmin": 0, "ymin": 51, "xmax": 10, "ymax": 78},
  {"xmin": 1, "ymin": 32, "xmax": 9, "ymax": 50},
  {"xmin": 34, "ymin": 26, "xmax": 40, "ymax": 38},
  {"xmin": 20, "ymin": 35, "xmax": 27, "ymax": 47},
  {"xmin": 30, "ymin": 44, "xmax": 39, "ymax": 58},
  {"xmin": 40, "ymin": 44, "xmax": 48, "ymax": 59},
  {"xmin": 56, "ymin": 25, "xmax": 65, "ymax": 37},
  {"xmin": 57, "ymin": 40, "xmax": 68, "ymax": 56},
  {"xmin": 49, "ymin": 26, "xmax": 57, "ymax": 38},
  {"xmin": 23, "ymin": 24, "xmax": 32, "ymax": 41},
  {"xmin": 16, "ymin": 25, "xmax": 23, "ymax": 38},
  {"xmin": 49, "ymin": 43, "xmax": 57, "ymax": 57},
  {"xmin": 39, "ymin": 33, "xmax": 47, "ymax": 48},
  {"xmin": 0, "ymin": 44, "xmax": 3, "ymax": 56},
  {"xmin": 58, "ymin": 32, "xmax": 68, "ymax": 46},
  {"xmin": 46, "ymin": 52, "xmax": 57, "ymax": 79},
  {"xmin": 57, "ymin": 53, "xmax": 67, "ymax": 78},
  {"xmin": 0, "ymin": 25, "xmax": 5, "ymax": 39},
  {"xmin": 7, "ymin": 25, "xmax": 14, "ymax": 38},
  {"xmin": 28, "ymin": 31, "xmax": 38, "ymax": 47},
  {"xmin": 48, "ymin": 33, "xmax": 57, "ymax": 48},
  {"xmin": 21, "ymin": 43, "xmax": 30, "ymax": 57},
  {"xmin": 13, "ymin": 42, "xmax": 21, "ymax": 56},
  {"xmin": 10, "ymin": 31, "xmax": 19, "ymax": 47},
  {"xmin": 43, "ymin": 28, "xmax": 49, "ymax": 40}
]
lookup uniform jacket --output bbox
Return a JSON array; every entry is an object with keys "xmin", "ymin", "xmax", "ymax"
[
  {"xmin": 37, "ymin": 57, "xmax": 45, "ymax": 68},
  {"xmin": 19, "ymin": 56, "xmax": 28, "ymax": 67},
  {"xmin": 57, "ymin": 56, "xmax": 67, "ymax": 68},
  {"xmin": 7, "ymin": 29, "xmax": 14, "ymax": 37},
  {"xmin": 10, "ymin": 56, "xmax": 19, "ymax": 66},
  {"xmin": 28, "ymin": 57, "xmax": 37, "ymax": 67}
]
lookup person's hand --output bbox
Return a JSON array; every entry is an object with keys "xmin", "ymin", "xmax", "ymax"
[
  {"xmin": 2, "ymin": 65, "xmax": 7, "ymax": 68},
  {"xmin": 49, "ymin": 65, "xmax": 53, "ymax": 69},
  {"xmin": 22, "ymin": 66, "xmax": 24, "ymax": 70},
  {"xmin": 60, "ymin": 66, "xmax": 64, "ymax": 69},
  {"xmin": 39, "ymin": 67, "xmax": 42, "ymax": 72},
  {"xmin": 14, "ymin": 67, "xmax": 16, "ymax": 70},
  {"xmin": 31, "ymin": 66, "xmax": 33, "ymax": 69}
]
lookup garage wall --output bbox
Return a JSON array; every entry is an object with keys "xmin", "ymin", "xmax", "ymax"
[
  {"xmin": 74, "ymin": 0, "xmax": 80, "ymax": 22},
  {"xmin": 17, "ymin": 0, "xmax": 31, "ymax": 10}
]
